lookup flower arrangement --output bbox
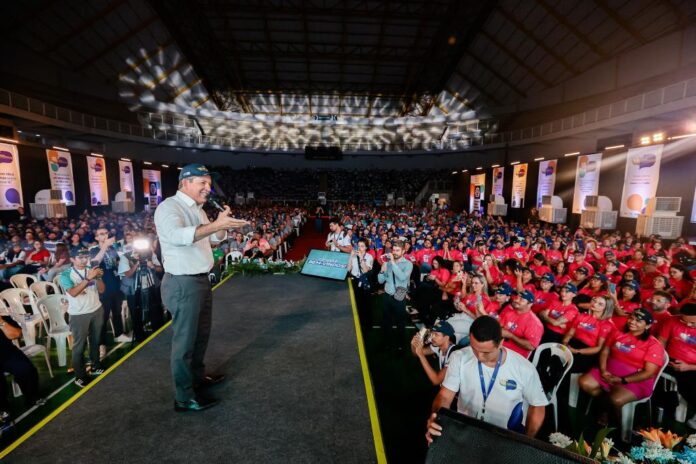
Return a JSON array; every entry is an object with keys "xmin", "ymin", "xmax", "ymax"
[
  {"xmin": 222, "ymin": 258, "xmax": 304, "ymax": 277},
  {"xmin": 549, "ymin": 429, "xmax": 696, "ymax": 463}
]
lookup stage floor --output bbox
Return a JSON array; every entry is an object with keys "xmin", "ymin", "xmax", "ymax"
[{"xmin": 6, "ymin": 274, "xmax": 379, "ymax": 463}]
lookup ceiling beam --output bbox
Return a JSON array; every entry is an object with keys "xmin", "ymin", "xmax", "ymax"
[
  {"xmin": 45, "ymin": 0, "xmax": 128, "ymax": 53},
  {"xmin": 75, "ymin": 16, "xmax": 157, "ymax": 71},
  {"xmin": 592, "ymin": 0, "xmax": 647, "ymax": 44},
  {"xmin": 479, "ymin": 30, "xmax": 553, "ymax": 87},
  {"xmin": 300, "ymin": 1, "xmax": 312, "ymax": 115},
  {"xmin": 261, "ymin": 9, "xmax": 279, "ymax": 90},
  {"xmin": 496, "ymin": 7, "xmax": 579, "ymax": 76},
  {"xmin": 370, "ymin": 0, "xmax": 389, "ymax": 104},
  {"xmin": 534, "ymin": 0, "xmax": 609, "ymax": 60},
  {"xmin": 465, "ymin": 50, "xmax": 527, "ymax": 98},
  {"xmin": 452, "ymin": 69, "xmax": 501, "ymax": 105}
]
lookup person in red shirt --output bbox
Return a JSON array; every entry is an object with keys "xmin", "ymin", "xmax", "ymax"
[
  {"xmin": 480, "ymin": 254, "xmax": 503, "ymax": 288},
  {"xmin": 579, "ymin": 309, "xmax": 666, "ymax": 424},
  {"xmin": 529, "ymin": 253, "xmax": 552, "ymax": 279},
  {"xmin": 437, "ymin": 240, "xmax": 463, "ymax": 264},
  {"xmin": 576, "ymin": 273, "xmax": 609, "ymax": 311},
  {"xmin": 486, "ymin": 284, "xmax": 513, "ymax": 316},
  {"xmin": 657, "ymin": 303, "xmax": 696, "ymax": 427},
  {"xmin": 513, "ymin": 266, "xmax": 536, "ymax": 294},
  {"xmin": 454, "ymin": 273, "xmax": 493, "ymax": 319},
  {"xmin": 563, "ymin": 295, "xmax": 615, "ymax": 374},
  {"xmin": 640, "ymin": 256, "xmax": 663, "ymax": 289},
  {"xmin": 22, "ymin": 239, "xmax": 51, "ymax": 274},
  {"xmin": 415, "ymin": 239, "xmax": 435, "ymax": 273},
  {"xmin": 498, "ymin": 289, "xmax": 543, "ymax": 358},
  {"xmin": 602, "ymin": 260, "xmax": 623, "ymax": 286},
  {"xmin": 568, "ymin": 250, "xmax": 594, "ymax": 278},
  {"xmin": 610, "ymin": 280, "xmax": 642, "ymax": 331},
  {"xmin": 553, "ymin": 260, "xmax": 571, "ymax": 288},
  {"xmin": 647, "ymin": 290, "xmax": 675, "ymax": 335},
  {"xmin": 504, "ymin": 238, "xmax": 528, "ymax": 264},
  {"xmin": 545, "ymin": 240, "xmax": 564, "ymax": 265},
  {"xmin": 626, "ymin": 249, "xmax": 646, "ymax": 272},
  {"xmin": 532, "ymin": 273, "xmax": 560, "ymax": 314},
  {"xmin": 490, "ymin": 240, "xmax": 507, "ymax": 263},
  {"xmin": 467, "ymin": 241, "xmax": 487, "ymax": 270},
  {"xmin": 669, "ymin": 264, "xmax": 693, "ymax": 302},
  {"xmin": 676, "ymin": 285, "xmax": 696, "ymax": 312},
  {"xmin": 413, "ymin": 256, "xmax": 450, "ymax": 325},
  {"xmin": 540, "ymin": 283, "xmax": 579, "ymax": 344},
  {"xmin": 640, "ymin": 275, "xmax": 674, "ymax": 308}
]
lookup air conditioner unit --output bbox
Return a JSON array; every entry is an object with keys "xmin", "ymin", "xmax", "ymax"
[
  {"xmin": 539, "ymin": 196, "xmax": 567, "ymax": 223},
  {"xmin": 34, "ymin": 189, "xmax": 62, "ymax": 204},
  {"xmin": 234, "ymin": 193, "xmax": 245, "ymax": 205},
  {"xmin": 487, "ymin": 194, "xmax": 507, "ymax": 216},
  {"xmin": 644, "ymin": 197, "xmax": 681, "ymax": 216},
  {"xmin": 581, "ymin": 195, "xmax": 617, "ymax": 229},
  {"xmin": 636, "ymin": 215, "xmax": 684, "ymax": 239},
  {"xmin": 49, "ymin": 190, "xmax": 62, "ymax": 202},
  {"xmin": 386, "ymin": 193, "xmax": 395, "ymax": 207}
]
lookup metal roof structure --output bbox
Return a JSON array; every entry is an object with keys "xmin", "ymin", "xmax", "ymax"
[{"xmin": 2, "ymin": 0, "xmax": 696, "ymax": 150}]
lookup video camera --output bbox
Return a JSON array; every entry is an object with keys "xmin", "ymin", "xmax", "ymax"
[{"xmin": 127, "ymin": 238, "xmax": 153, "ymax": 268}]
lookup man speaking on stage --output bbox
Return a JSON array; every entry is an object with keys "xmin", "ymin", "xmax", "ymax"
[{"xmin": 154, "ymin": 163, "xmax": 247, "ymax": 412}]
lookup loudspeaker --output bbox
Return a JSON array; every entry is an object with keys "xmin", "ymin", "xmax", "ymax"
[{"xmin": 426, "ymin": 409, "xmax": 593, "ymax": 464}]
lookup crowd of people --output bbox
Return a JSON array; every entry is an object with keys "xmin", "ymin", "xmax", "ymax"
[
  {"xmin": 0, "ymin": 204, "xmax": 303, "ymax": 424},
  {"xmin": 334, "ymin": 205, "xmax": 696, "ymax": 441}
]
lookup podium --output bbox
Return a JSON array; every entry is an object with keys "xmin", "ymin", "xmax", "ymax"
[
  {"xmin": 30, "ymin": 189, "xmax": 67, "ymax": 219},
  {"xmin": 112, "ymin": 191, "xmax": 135, "ymax": 213}
]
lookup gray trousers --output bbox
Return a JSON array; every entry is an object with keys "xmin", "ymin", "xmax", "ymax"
[
  {"xmin": 161, "ymin": 273, "xmax": 213, "ymax": 402},
  {"xmin": 69, "ymin": 307, "xmax": 104, "ymax": 380}
]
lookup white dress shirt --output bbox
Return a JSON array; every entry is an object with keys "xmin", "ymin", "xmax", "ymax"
[{"xmin": 154, "ymin": 191, "xmax": 226, "ymax": 275}]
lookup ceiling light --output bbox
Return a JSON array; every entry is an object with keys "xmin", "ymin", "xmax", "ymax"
[
  {"xmin": 668, "ymin": 132, "xmax": 696, "ymax": 140},
  {"xmin": 510, "ymin": 161, "xmax": 520, "ymax": 165},
  {"xmin": 534, "ymin": 157, "xmax": 544, "ymax": 161},
  {"xmin": 91, "ymin": 153, "xmax": 104, "ymax": 158},
  {"xmin": 462, "ymin": 169, "xmax": 468, "ymax": 173},
  {"xmin": 0, "ymin": 137, "xmax": 18, "ymax": 144},
  {"xmin": 491, "ymin": 164, "xmax": 500, "ymax": 168},
  {"xmin": 563, "ymin": 152, "xmax": 580, "ymax": 157},
  {"xmin": 143, "ymin": 161, "xmax": 152, "ymax": 165},
  {"xmin": 652, "ymin": 132, "xmax": 664, "ymax": 142},
  {"xmin": 120, "ymin": 157, "xmax": 131, "ymax": 161},
  {"xmin": 476, "ymin": 166, "xmax": 482, "ymax": 170},
  {"xmin": 52, "ymin": 146, "xmax": 69, "ymax": 151},
  {"xmin": 604, "ymin": 144, "xmax": 625, "ymax": 150},
  {"xmin": 640, "ymin": 136, "xmax": 651, "ymax": 145},
  {"xmin": 162, "ymin": 164, "xmax": 169, "ymax": 168}
]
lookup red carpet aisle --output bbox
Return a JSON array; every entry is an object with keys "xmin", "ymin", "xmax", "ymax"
[{"xmin": 285, "ymin": 217, "xmax": 327, "ymax": 261}]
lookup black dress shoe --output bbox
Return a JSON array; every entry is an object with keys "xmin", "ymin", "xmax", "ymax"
[
  {"xmin": 174, "ymin": 396, "xmax": 220, "ymax": 412},
  {"xmin": 198, "ymin": 373, "xmax": 226, "ymax": 388}
]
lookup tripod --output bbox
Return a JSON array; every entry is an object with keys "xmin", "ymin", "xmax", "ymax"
[{"xmin": 127, "ymin": 260, "xmax": 158, "ymax": 344}]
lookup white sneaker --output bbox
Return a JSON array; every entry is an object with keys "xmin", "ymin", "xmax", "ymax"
[
  {"xmin": 687, "ymin": 414, "xmax": 696, "ymax": 430},
  {"xmin": 99, "ymin": 345, "xmax": 107, "ymax": 360},
  {"xmin": 114, "ymin": 333, "xmax": 132, "ymax": 343}
]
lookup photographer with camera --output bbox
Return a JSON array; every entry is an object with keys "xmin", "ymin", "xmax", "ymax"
[
  {"xmin": 348, "ymin": 238, "xmax": 373, "ymax": 327},
  {"xmin": 377, "ymin": 240, "xmax": 413, "ymax": 353},
  {"xmin": 326, "ymin": 219, "xmax": 352, "ymax": 253},
  {"xmin": 59, "ymin": 248, "xmax": 106, "ymax": 388},
  {"xmin": 411, "ymin": 321, "xmax": 459, "ymax": 386},
  {"xmin": 118, "ymin": 236, "xmax": 163, "ymax": 342}
]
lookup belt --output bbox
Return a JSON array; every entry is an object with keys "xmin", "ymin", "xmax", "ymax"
[{"xmin": 166, "ymin": 272, "xmax": 208, "ymax": 278}]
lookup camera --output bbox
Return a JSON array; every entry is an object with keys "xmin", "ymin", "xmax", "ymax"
[
  {"xmin": 128, "ymin": 238, "xmax": 152, "ymax": 267},
  {"xmin": 417, "ymin": 327, "xmax": 432, "ymax": 345}
]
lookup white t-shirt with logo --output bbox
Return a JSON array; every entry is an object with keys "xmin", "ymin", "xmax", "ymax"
[
  {"xmin": 59, "ymin": 266, "xmax": 102, "ymax": 316},
  {"xmin": 442, "ymin": 347, "xmax": 548, "ymax": 433},
  {"xmin": 327, "ymin": 230, "xmax": 351, "ymax": 252}
]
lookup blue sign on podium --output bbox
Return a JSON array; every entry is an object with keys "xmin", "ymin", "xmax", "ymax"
[{"xmin": 301, "ymin": 249, "xmax": 350, "ymax": 280}]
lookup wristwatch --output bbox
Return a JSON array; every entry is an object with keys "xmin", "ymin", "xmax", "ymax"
[{"xmin": 621, "ymin": 377, "xmax": 628, "ymax": 385}]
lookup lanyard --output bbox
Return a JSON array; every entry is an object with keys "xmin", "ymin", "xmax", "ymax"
[{"xmin": 477, "ymin": 349, "xmax": 503, "ymax": 417}]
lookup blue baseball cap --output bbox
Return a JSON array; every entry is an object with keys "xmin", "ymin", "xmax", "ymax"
[
  {"xmin": 516, "ymin": 289, "xmax": 535, "ymax": 303},
  {"xmin": 495, "ymin": 283, "xmax": 513, "ymax": 296},
  {"xmin": 591, "ymin": 273, "xmax": 608, "ymax": 282},
  {"xmin": 623, "ymin": 280, "xmax": 640, "ymax": 291},
  {"xmin": 178, "ymin": 163, "xmax": 220, "ymax": 181},
  {"xmin": 562, "ymin": 283, "xmax": 578, "ymax": 293},
  {"xmin": 432, "ymin": 321, "xmax": 456, "ymax": 339},
  {"xmin": 540, "ymin": 272, "xmax": 555, "ymax": 282}
]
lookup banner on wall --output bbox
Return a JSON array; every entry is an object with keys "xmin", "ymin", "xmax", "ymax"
[
  {"xmin": 142, "ymin": 169, "xmax": 162, "ymax": 208},
  {"xmin": 492, "ymin": 167, "xmax": 504, "ymax": 197},
  {"xmin": 46, "ymin": 149, "xmax": 75, "ymax": 205},
  {"xmin": 511, "ymin": 163, "xmax": 527, "ymax": 208},
  {"xmin": 119, "ymin": 160, "xmax": 135, "ymax": 193},
  {"xmin": 620, "ymin": 145, "xmax": 663, "ymax": 218},
  {"xmin": 0, "ymin": 143, "xmax": 23, "ymax": 210},
  {"xmin": 536, "ymin": 160, "xmax": 557, "ymax": 208},
  {"xmin": 86, "ymin": 155, "xmax": 109, "ymax": 206},
  {"xmin": 691, "ymin": 186, "xmax": 696, "ymax": 223},
  {"xmin": 572, "ymin": 153, "xmax": 602, "ymax": 214},
  {"xmin": 469, "ymin": 173, "xmax": 485, "ymax": 214}
]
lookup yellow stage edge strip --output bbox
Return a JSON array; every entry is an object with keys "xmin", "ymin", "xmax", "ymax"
[
  {"xmin": 348, "ymin": 279, "xmax": 387, "ymax": 464},
  {"xmin": 0, "ymin": 272, "xmax": 235, "ymax": 459}
]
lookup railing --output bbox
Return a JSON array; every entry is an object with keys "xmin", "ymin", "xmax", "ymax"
[{"xmin": 2, "ymin": 74, "xmax": 695, "ymax": 152}]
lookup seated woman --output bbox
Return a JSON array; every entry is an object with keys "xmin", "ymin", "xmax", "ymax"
[
  {"xmin": 539, "ymin": 283, "xmax": 579, "ymax": 344},
  {"xmin": 576, "ymin": 273, "xmax": 609, "ymax": 311},
  {"xmin": 413, "ymin": 256, "xmax": 450, "ymax": 325},
  {"xmin": 668, "ymin": 264, "xmax": 693, "ymax": 302},
  {"xmin": 562, "ymin": 295, "xmax": 615, "ymax": 374},
  {"xmin": 610, "ymin": 280, "xmax": 642, "ymax": 331},
  {"xmin": 447, "ymin": 274, "xmax": 493, "ymax": 344},
  {"xmin": 21, "ymin": 239, "xmax": 50, "ymax": 274},
  {"xmin": 579, "ymin": 308, "xmax": 666, "ymax": 424},
  {"xmin": 531, "ymin": 273, "xmax": 560, "ymax": 314}
]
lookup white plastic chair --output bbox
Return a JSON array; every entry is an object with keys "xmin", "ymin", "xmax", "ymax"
[
  {"xmin": 30, "ymin": 281, "xmax": 62, "ymax": 300},
  {"xmin": 10, "ymin": 273, "xmax": 38, "ymax": 289},
  {"xmin": 36, "ymin": 295, "xmax": 72, "ymax": 367},
  {"xmin": 530, "ymin": 343, "xmax": 574, "ymax": 431},
  {"xmin": 586, "ymin": 352, "xmax": 670, "ymax": 442},
  {"xmin": 661, "ymin": 371, "xmax": 689, "ymax": 422},
  {"xmin": 225, "ymin": 251, "xmax": 243, "ymax": 267},
  {"xmin": 17, "ymin": 340, "xmax": 53, "ymax": 378},
  {"xmin": 568, "ymin": 372, "xmax": 582, "ymax": 408},
  {"xmin": 52, "ymin": 275, "xmax": 66, "ymax": 294},
  {"xmin": 0, "ymin": 288, "xmax": 45, "ymax": 345}
]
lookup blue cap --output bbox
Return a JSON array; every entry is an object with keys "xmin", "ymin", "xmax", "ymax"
[
  {"xmin": 623, "ymin": 280, "xmax": 640, "ymax": 291},
  {"xmin": 432, "ymin": 321, "xmax": 455, "ymax": 339},
  {"xmin": 562, "ymin": 283, "xmax": 578, "ymax": 293},
  {"xmin": 591, "ymin": 273, "xmax": 608, "ymax": 282},
  {"xmin": 178, "ymin": 163, "xmax": 220, "ymax": 181},
  {"xmin": 516, "ymin": 289, "xmax": 535, "ymax": 303},
  {"xmin": 70, "ymin": 247, "xmax": 90, "ymax": 258},
  {"xmin": 540, "ymin": 272, "xmax": 555, "ymax": 282},
  {"xmin": 495, "ymin": 283, "xmax": 513, "ymax": 296}
]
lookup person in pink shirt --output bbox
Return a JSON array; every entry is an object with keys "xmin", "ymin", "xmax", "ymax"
[
  {"xmin": 563, "ymin": 295, "xmax": 615, "ymax": 374},
  {"xmin": 539, "ymin": 283, "xmax": 579, "ymax": 344},
  {"xmin": 657, "ymin": 303, "xmax": 696, "ymax": 428},
  {"xmin": 532, "ymin": 273, "xmax": 560, "ymax": 314},
  {"xmin": 498, "ymin": 289, "xmax": 543, "ymax": 358},
  {"xmin": 580, "ymin": 309, "xmax": 666, "ymax": 425}
]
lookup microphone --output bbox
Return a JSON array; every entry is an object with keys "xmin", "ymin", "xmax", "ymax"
[{"xmin": 207, "ymin": 195, "xmax": 227, "ymax": 213}]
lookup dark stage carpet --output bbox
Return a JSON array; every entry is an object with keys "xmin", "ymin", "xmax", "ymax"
[{"xmin": 7, "ymin": 275, "xmax": 378, "ymax": 463}]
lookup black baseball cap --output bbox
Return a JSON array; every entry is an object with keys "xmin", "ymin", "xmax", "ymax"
[
  {"xmin": 632, "ymin": 308, "xmax": 654, "ymax": 325},
  {"xmin": 70, "ymin": 247, "xmax": 90, "ymax": 258}
]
